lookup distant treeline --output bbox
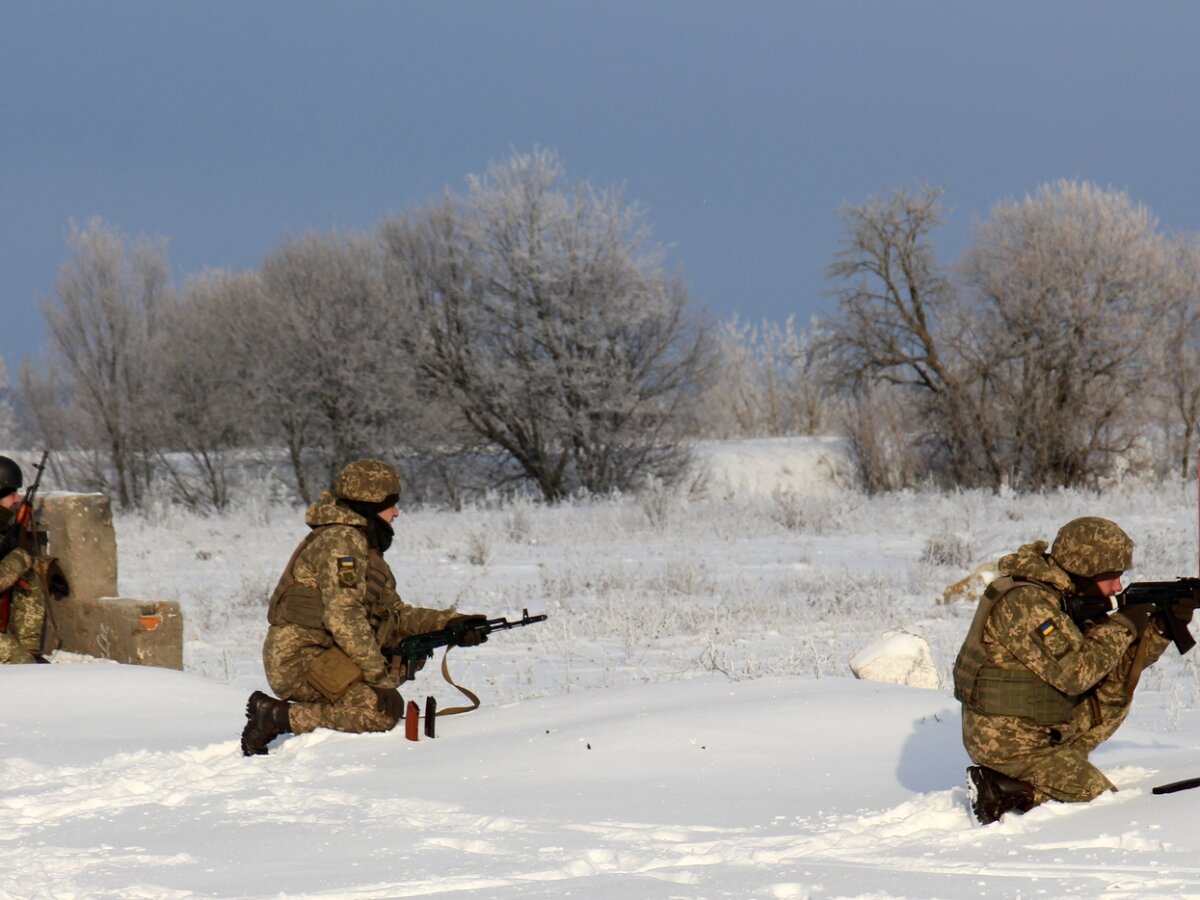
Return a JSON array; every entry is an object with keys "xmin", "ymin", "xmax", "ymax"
[{"xmin": 12, "ymin": 153, "xmax": 1200, "ymax": 509}]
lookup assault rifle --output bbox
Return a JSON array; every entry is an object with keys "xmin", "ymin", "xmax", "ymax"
[
  {"xmin": 383, "ymin": 608, "xmax": 547, "ymax": 682},
  {"xmin": 14, "ymin": 450, "xmax": 48, "ymax": 554},
  {"xmin": 1061, "ymin": 578, "xmax": 1200, "ymax": 655}
]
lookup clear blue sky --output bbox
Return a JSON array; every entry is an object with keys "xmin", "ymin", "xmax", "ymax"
[{"xmin": 4, "ymin": 1, "xmax": 1200, "ymax": 368}]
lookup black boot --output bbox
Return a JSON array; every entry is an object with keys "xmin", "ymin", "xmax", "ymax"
[
  {"xmin": 967, "ymin": 765, "xmax": 1038, "ymax": 825},
  {"xmin": 241, "ymin": 691, "xmax": 292, "ymax": 757}
]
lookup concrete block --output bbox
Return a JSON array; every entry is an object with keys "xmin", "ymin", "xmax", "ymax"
[
  {"xmin": 38, "ymin": 492, "xmax": 118, "ymax": 602},
  {"xmin": 34, "ymin": 491, "xmax": 183, "ymax": 670},
  {"xmin": 50, "ymin": 597, "xmax": 184, "ymax": 670}
]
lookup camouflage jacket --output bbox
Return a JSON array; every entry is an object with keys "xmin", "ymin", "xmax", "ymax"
[
  {"xmin": 265, "ymin": 492, "xmax": 457, "ymax": 689},
  {"xmin": 954, "ymin": 541, "xmax": 1142, "ymax": 720},
  {"xmin": 0, "ymin": 544, "xmax": 44, "ymax": 663},
  {"xmin": 0, "ymin": 545, "xmax": 34, "ymax": 597}
]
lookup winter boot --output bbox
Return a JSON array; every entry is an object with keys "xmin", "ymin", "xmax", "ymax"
[
  {"xmin": 241, "ymin": 690, "xmax": 292, "ymax": 757},
  {"xmin": 967, "ymin": 765, "xmax": 1038, "ymax": 825}
]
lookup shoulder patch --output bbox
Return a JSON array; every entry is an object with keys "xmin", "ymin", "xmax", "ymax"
[
  {"xmin": 337, "ymin": 556, "xmax": 358, "ymax": 587},
  {"xmin": 1034, "ymin": 617, "xmax": 1072, "ymax": 660}
]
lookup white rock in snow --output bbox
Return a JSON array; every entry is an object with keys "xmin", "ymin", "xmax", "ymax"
[{"xmin": 850, "ymin": 629, "xmax": 940, "ymax": 689}]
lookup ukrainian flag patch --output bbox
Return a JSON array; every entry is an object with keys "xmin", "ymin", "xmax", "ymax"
[
  {"xmin": 1036, "ymin": 620, "xmax": 1056, "ymax": 637},
  {"xmin": 337, "ymin": 556, "xmax": 357, "ymax": 586}
]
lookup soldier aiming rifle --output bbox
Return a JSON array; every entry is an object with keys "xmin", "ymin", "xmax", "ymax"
[{"xmin": 954, "ymin": 517, "xmax": 1195, "ymax": 824}]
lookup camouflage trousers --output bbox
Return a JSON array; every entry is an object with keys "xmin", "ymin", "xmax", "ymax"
[
  {"xmin": 263, "ymin": 623, "xmax": 404, "ymax": 735},
  {"xmin": 0, "ymin": 590, "xmax": 44, "ymax": 664},
  {"xmin": 284, "ymin": 681, "xmax": 402, "ymax": 736},
  {"xmin": 962, "ymin": 629, "xmax": 1168, "ymax": 804},
  {"xmin": 962, "ymin": 692, "xmax": 1129, "ymax": 804},
  {"xmin": 0, "ymin": 631, "xmax": 38, "ymax": 664}
]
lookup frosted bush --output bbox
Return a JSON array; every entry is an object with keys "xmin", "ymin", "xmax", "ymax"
[
  {"xmin": 767, "ymin": 487, "xmax": 859, "ymax": 535},
  {"xmin": 465, "ymin": 529, "xmax": 494, "ymax": 566},
  {"xmin": 503, "ymin": 501, "xmax": 535, "ymax": 544},
  {"xmin": 639, "ymin": 475, "xmax": 674, "ymax": 529},
  {"xmin": 919, "ymin": 532, "xmax": 975, "ymax": 568}
]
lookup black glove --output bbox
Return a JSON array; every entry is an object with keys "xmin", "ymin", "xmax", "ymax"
[
  {"xmin": 371, "ymin": 685, "xmax": 405, "ymax": 721},
  {"xmin": 1169, "ymin": 601, "xmax": 1196, "ymax": 626},
  {"xmin": 1116, "ymin": 603, "xmax": 1158, "ymax": 635},
  {"xmin": 450, "ymin": 615, "xmax": 489, "ymax": 647}
]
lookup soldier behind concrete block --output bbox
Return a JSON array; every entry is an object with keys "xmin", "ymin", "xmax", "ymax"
[
  {"xmin": 953, "ymin": 516, "xmax": 1188, "ymax": 824},
  {"xmin": 0, "ymin": 456, "xmax": 47, "ymax": 665},
  {"xmin": 241, "ymin": 459, "xmax": 487, "ymax": 756}
]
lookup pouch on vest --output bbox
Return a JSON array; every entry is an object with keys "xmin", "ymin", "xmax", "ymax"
[
  {"xmin": 306, "ymin": 646, "xmax": 364, "ymax": 701},
  {"xmin": 268, "ymin": 584, "xmax": 324, "ymax": 629},
  {"xmin": 969, "ymin": 665, "xmax": 1082, "ymax": 724},
  {"xmin": 266, "ymin": 530, "xmax": 324, "ymax": 629}
]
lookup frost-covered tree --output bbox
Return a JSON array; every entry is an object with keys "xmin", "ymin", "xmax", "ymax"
[
  {"xmin": 1148, "ymin": 235, "xmax": 1200, "ymax": 480},
  {"xmin": 962, "ymin": 180, "xmax": 1175, "ymax": 488},
  {"xmin": 0, "ymin": 358, "xmax": 19, "ymax": 449},
  {"xmin": 823, "ymin": 185, "xmax": 991, "ymax": 485},
  {"xmin": 826, "ymin": 181, "xmax": 1179, "ymax": 490},
  {"xmin": 699, "ymin": 315, "xmax": 832, "ymax": 438},
  {"xmin": 23, "ymin": 218, "xmax": 169, "ymax": 507},
  {"xmin": 255, "ymin": 232, "xmax": 399, "ymax": 502},
  {"xmin": 825, "ymin": 185, "xmax": 956, "ymax": 392},
  {"xmin": 145, "ymin": 269, "xmax": 263, "ymax": 509},
  {"xmin": 382, "ymin": 148, "xmax": 712, "ymax": 501}
]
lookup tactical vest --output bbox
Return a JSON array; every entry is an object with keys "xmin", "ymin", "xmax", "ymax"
[
  {"xmin": 363, "ymin": 550, "xmax": 393, "ymax": 619},
  {"xmin": 953, "ymin": 575, "xmax": 1083, "ymax": 725},
  {"xmin": 267, "ymin": 526, "xmax": 392, "ymax": 631}
]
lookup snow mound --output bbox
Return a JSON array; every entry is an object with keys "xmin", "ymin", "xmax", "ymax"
[{"xmin": 693, "ymin": 436, "xmax": 852, "ymax": 498}]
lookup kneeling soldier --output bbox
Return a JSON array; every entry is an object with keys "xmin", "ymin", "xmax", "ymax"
[
  {"xmin": 241, "ymin": 459, "xmax": 485, "ymax": 755},
  {"xmin": 954, "ymin": 517, "xmax": 1180, "ymax": 823}
]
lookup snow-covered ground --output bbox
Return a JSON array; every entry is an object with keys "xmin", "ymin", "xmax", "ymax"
[{"xmin": 7, "ymin": 438, "xmax": 1200, "ymax": 898}]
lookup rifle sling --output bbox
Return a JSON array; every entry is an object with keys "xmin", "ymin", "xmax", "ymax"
[
  {"xmin": 1124, "ymin": 627, "xmax": 1154, "ymax": 700},
  {"xmin": 435, "ymin": 646, "xmax": 481, "ymax": 717}
]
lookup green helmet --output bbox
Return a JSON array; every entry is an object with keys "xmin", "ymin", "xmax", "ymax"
[
  {"xmin": 0, "ymin": 456, "xmax": 22, "ymax": 495},
  {"xmin": 333, "ymin": 459, "xmax": 401, "ymax": 504},
  {"xmin": 1051, "ymin": 516, "xmax": 1133, "ymax": 578}
]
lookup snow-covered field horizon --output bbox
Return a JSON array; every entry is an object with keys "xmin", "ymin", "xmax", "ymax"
[{"xmin": 7, "ymin": 438, "xmax": 1200, "ymax": 898}]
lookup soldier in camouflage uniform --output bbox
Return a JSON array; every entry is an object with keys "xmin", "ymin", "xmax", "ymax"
[
  {"xmin": 0, "ymin": 457, "xmax": 47, "ymax": 665},
  {"xmin": 241, "ymin": 459, "xmax": 487, "ymax": 756},
  {"xmin": 953, "ymin": 517, "xmax": 1187, "ymax": 824}
]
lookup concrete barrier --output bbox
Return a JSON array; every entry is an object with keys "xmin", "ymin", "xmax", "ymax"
[{"xmin": 37, "ymin": 492, "xmax": 184, "ymax": 670}]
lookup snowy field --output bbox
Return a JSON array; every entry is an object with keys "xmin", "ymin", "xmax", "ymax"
[{"xmin": 7, "ymin": 438, "xmax": 1200, "ymax": 898}]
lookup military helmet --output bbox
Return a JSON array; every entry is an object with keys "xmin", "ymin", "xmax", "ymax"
[
  {"xmin": 0, "ymin": 456, "xmax": 22, "ymax": 496},
  {"xmin": 333, "ymin": 459, "xmax": 401, "ymax": 504},
  {"xmin": 1051, "ymin": 516, "xmax": 1133, "ymax": 578}
]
